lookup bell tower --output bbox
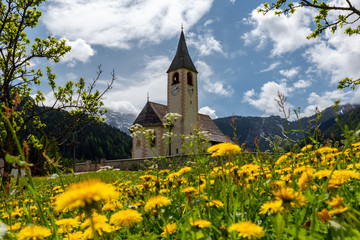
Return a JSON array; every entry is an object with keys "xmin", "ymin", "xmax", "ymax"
[{"xmin": 167, "ymin": 30, "xmax": 198, "ymax": 151}]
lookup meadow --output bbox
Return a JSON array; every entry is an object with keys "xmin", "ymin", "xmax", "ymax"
[{"xmin": 2, "ymin": 113, "xmax": 360, "ymax": 239}]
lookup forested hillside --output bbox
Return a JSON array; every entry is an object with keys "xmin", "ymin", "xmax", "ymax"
[
  {"xmin": 22, "ymin": 106, "xmax": 132, "ymax": 170},
  {"xmin": 214, "ymin": 104, "xmax": 360, "ymax": 151},
  {"xmin": 59, "ymin": 123, "xmax": 132, "ymax": 161}
]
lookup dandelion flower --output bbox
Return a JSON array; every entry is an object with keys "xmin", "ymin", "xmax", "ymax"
[
  {"xmin": 207, "ymin": 143, "xmax": 241, "ymax": 157},
  {"xmin": 272, "ymin": 187, "xmax": 308, "ymax": 207},
  {"xmin": 102, "ymin": 201, "xmax": 123, "ymax": 211},
  {"xmin": 63, "ymin": 232, "xmax": 83, "ymax": 240},
  {"xmin": 54, "ymin": 179, "xmax": 118, "ymax": 212},
  {"xmin": 110, "ymin": 209, "xmax": 142, "ymax": 228},
  {"xmin": 17, "ymin": 225, "xmax": 52, "ymax": 240},
  {"xmin": 326, "ymin": 195, "xmax": 344, "ymax": 209},
  {"xmin": 178, "ymin": 166, "xmax": 192, "ymax": 175},
  {"xmin": 191, "ymin": 219, "xmax": 211, "ymax": 228},
  {"xmin": 139, "ymin": 175, "xmax": 157, "ymax": 181},
  {"xmin": 144, "ymin": 195, "xmax": 171, "ymax": 212},
  {"xmin": 161, "ymin": 223, "xmax": 177, "ymax": 236},
  {"xmin": 260, "ymin": 199, "xmax": 284, "ymax": 214},
  {"xmin": 7, "ymin": 222, "xmax": 21, "ymax": 231},
  {"xmin": 182, "ymin": 187, "xmax": 196, "ymax": 194},
  {"xmin": 80, "ymin": 213, "xmax": 113, "ymax": 238},
  {"xmin": 209, "ymin": 200, "xmax": 224, "ymax": 208},
  {"xmin": 55, "ymin": 218, "xmax": 80, "ymax": 234},
  {"xmin": 297, "ymin": 168, "xmax": 315, "ymax": 190},
  {"xmin": 228, "ymin": 221, "xmax": 265, "ymax": 240},
  {"xmin": 317, "ymin": 209, "xmax": 331, "ymax": 223},
  {"xmin": 301, "ymin": 144, "xmax": 313, "ymax": 152}
]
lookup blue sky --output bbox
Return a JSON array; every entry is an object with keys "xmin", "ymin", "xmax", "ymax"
[{"xmin": 33, "ymin": 0, "xmax": 360, "ymax": 119}]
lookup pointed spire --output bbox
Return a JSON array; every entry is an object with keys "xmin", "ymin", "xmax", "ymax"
[{"xmin": 167, "ymin": 29, "xmax": 198, "ymax": 73}]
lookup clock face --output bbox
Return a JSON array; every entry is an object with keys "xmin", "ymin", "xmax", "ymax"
[
  {"xmin": 171, "ymin": 84, "xmax": 179, "ymax": 96},
  {"xmin": 188, "ymin": 86, "xmax": 194, "ymax": 96}
]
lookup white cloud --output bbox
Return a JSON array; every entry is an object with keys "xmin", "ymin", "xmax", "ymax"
[
  {"xmin": 203, "ymin": 17, "xmax": 219, "ymax": 27},
  {"xmin": 243, "ymin": 81, "xmax": 294, "ymax": 116},
  {"xmin": 293, "ymin": 79, "xmax": 311, "ymax": 89},
  {"xmin": 199, "ymin": 106, "xmax": 218, "ymax": 119},
  {"xmin": 187, "ymin": 31, "xmax": 224, "ymax": 56},
  {"xmin": 61, "ymin": 39, "xmax": 96, "ymax": 66},
  {"xmin": 279, "ymin": 67, "xmax": 300, "ymax": 79},
  {"xmin": 260, "ymin": 62, "xmax": 280, "ymax": 72},
  {"xmin": 303, "ymin": 89, "xmax": 353, "ymax": 116},
  {"xmin": 196, "ymin": 60, "xmax": 234, "ymax": 96},
  {"xmin": 230, "ymin": 0, "xmax": 236, "ymax": 4},
  {"xmin": 244, "ymin": 2, "xmax": 360, "ymax": 87},
  {"xmin": 104, "ymin": 101, "xmax": 139, "ymax": 115},
  {"xmin": 43, "ymin": 0, "xmax": 214, "ymax": 49},
  {"xmin": 242, "ymin": 6, "xmax": 317, "ymax": 56},
  {"xmin": 304, "ymin": 31, "xmax": 360, "ymax": 85},
  {"xmin": 103, "ymin": 55, "xmax": 170, "ymax": 114}
]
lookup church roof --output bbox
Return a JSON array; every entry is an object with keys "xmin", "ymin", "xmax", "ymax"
[
  {"xmin": 167, "ymin": 30, "xmax": 198, "ymax": 73},
  {"xmin": 132, "ymin": 102, "xmax": 168, "ymax": 127},
  {"xmin": 199, "ymin": 114, "xmax": 230, "ymax": 143},
  {"xmin": 133, "ymin": 102, "xmax": 229, "ymax": 143}
]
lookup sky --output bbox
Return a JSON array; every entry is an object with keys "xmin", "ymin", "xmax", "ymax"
[{"xmin": 32, "ymin": 0, "xmax": 360, "ymax": 120}]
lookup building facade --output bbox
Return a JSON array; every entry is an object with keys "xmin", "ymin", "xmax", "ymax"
[{"xmin": 131, "ymin": 30, "xmax": 228, "ymax": 159}]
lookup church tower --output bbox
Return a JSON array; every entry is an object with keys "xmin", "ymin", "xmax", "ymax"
[
  {"xmin": 131, "ymin": 29, "xmax": 228, "ymax": 159},
  {"xmin": 167, "ymin": 30, "xmax": 198, "ymax": 155}
]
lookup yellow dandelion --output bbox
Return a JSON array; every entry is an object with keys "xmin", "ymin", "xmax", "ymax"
[
  {"xmin": 55, "ymin": 218, "xmax": 80, "ymax": 234},
  {"xmin": 8, "ymin": 222, "xmax": 22, "ymax": 232},
  {"xmin": 259, "ymin": 199, "xmax": 283, "ymax": 214},
  {"xmin": 297, "ymin": 168, "xmax": 315, "ymax": 190},
  {"xmin": 63, "ymin": 232, "xmax": 83, "ymax": 240},
  {"xmin": 272, "ymin": 187, "xmax": 308, "ymax": 207},
  {"xmin": 161, "ymin": 223, "xmax": 177, "ymax": 236},
  {"xmin": 17, "ymin": 225, "xmax": 52, "ymax": 240},
  {"xmin": 241, "ymin": 164, "xmax": 260, "ymax": 173},
  {"xmin": 139, "ymin": 175, "xmax": 157, "ymax": 181},
  {"xmin": 110, "ymin": 209, "xmax": 142, "ymax": 228},
  {"xmin": 326, "ymin": 195, "xmax": 344, "ymax": 209},
  {"xmin": 55, "ymin": 179, "xmax": 118, "ymax": 212},
  {"xmin": 159, "ymin": 169, "xmax": 170, "ymax": 174},
  {"xmin": 228, "ymin": 221, "xmax": 265, "ymax": 240},
  {"xmin": 329, "ymin": 207, "xmax": 348, "ymax": 215},
  {"xmin": 160, "ymin": 189, "xmax": 169, "ymax": 194},
  {"xmin": 317, "ymin": 209, "xmax": 331, "ymax": 223},
  {"xmin": 102, "ymin": 200, "xmax": 123, "ymax": 211},
  {"xmin": 166, "ymin": 172, "xmax": 180, "ymax": 180},
  {"xmin": 182, "ymin": 186, "xmax": 196, "ymax": 194},
  {"xmin": 207, "ymin": 142, "xmax": 241, "ymax": 157},
  {"xmin": 144, "ymin": 195, "xmax": 171, "ymax": 212},
  {"xmin": 270, "ymin": 180, "xmax": 286, "ymax": 188},
  {"xmin": 81, "ymin": 213, "xmax": 113, "ymax": 238},
  {"xmin": 190, "ymin": 219, "xmax": 211, "ymax": 228},
  {"xmin": 178, "ymin": 166, "xmax": 192, "ymax": 175},
  {"xmin": 275, "ymin": 153, "xmax": 292, "ymax": 165},
  {"xmin": 301, "ymin": 144, "xmax": 313, "ymax": 152},
  {"xmin": 209, "ymin": 200, "xmax": 224, "ymax": 208}
]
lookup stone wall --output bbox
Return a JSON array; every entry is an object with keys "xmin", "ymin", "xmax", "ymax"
[{"xmin": 73, "ymin": 154, "xmax": 209, "ymax": 173}]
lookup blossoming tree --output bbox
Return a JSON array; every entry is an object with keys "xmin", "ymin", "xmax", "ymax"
[{"xmin": 0, "ymin": 0, "xmax": 113, "ymax": 189}]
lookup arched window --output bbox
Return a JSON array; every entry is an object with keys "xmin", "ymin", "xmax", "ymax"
[
  {"xmin": 187, "ymin": 72, "xmax": 193, "ymax": 86},
  {"xmin": 172, "ymin": 72, "xmax": 179, "ymax": 85}
]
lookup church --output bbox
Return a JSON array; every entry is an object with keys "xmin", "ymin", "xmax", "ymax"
[{"xmin": 131, "ymin": 30, "xmax": 228, "ymax": 159}]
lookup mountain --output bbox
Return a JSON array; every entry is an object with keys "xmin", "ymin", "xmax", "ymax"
[
  {"xmin": 104, "ymin": 110, "xmax": 136, "ymax": 134},
  {"xmin": 22, "ymin": 106, "xmax": 133, "ymax": 174},
  {"xmin": 214, "ymin": 104, "xmax": 359, "ymax": 151}
]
